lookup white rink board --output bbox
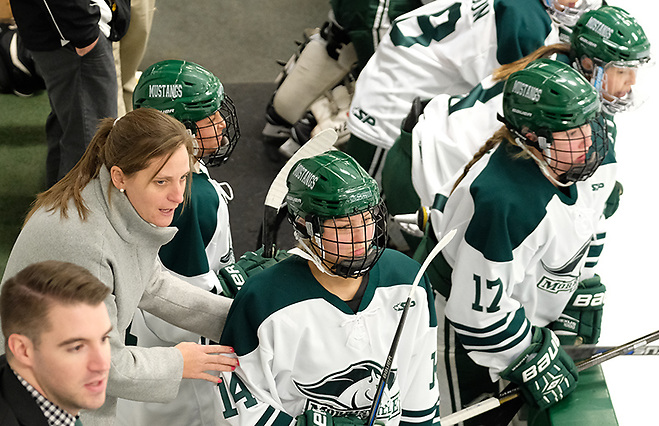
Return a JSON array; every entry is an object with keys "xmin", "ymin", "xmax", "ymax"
[{"xmin": 595, "ymin": 1, "xmax": 659, "ymax": 424}]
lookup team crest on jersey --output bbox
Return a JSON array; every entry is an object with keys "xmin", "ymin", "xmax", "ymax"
[
  {"xmin": 295, "ymin": 360, "xmax": 401, "ymax": 420},
  {"xmin": 220, "ymin": 248, "xmax": 234, "ymax": 264},
  {"xmin": 537, "ymin": 276, "xmax": 578, "ymax": 294},
  {"xmin": 537, "ymin": 241, "xmax": 589, "ymax": 293}
]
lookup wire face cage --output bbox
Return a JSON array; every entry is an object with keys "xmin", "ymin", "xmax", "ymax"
[
  {"xmin": 192, "ymin": 95, "xmax": 240, "ymax": 167},
  {"xmin": 537, "ymin": 114, "xmax": 609, "ymax": 184},
  {"xmin": 308, "ymin": 201, "xmax": 388, "ymax": 278}
]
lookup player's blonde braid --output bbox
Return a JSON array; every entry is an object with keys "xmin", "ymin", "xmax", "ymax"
[
  {"xmin": 493, "ymin": 43, "xmax": 572, "ymax": 81},
  {"xmin": 451, "ymin": 126, "xmax": 512, "ymax": 194}
]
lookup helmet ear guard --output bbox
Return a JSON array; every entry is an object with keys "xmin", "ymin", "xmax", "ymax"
[{"xmin": 497, "ymin": 114, "xmax": 553, "ymax": 151}]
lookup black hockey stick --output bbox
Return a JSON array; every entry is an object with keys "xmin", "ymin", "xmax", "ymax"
[
  {"xmin": 440, "ymin": 328, "xmax": 659, "ymax": 426},
  {"xmin": 261, "ymin": 128, "xmax": 337, "ymax": 258},
  {"xmin": 367, "ymin": 229, "xmax": 457, "ymax": 426},
  {"xmin": 563, "ymin": 343, "xmax": 659, "ymax": 360}
]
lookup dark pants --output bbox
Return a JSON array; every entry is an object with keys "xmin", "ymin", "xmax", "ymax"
[
  {"xmin": 342, "ymin": 133, "xmax": 387, "ymax": 183},
  {"xmin": 381, "ymin": 130, "xmax": 423, "ymax": 251},
  {"xmin": 31, "ymin": 36, "xmax": 117, "ymax": 187}
]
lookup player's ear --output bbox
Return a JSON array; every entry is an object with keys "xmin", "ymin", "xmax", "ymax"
[
  {"xmin": 524, "ymin": 132, "xmax": 538, "ymax": 142},
  {"xmin": 7, "ymin": 333, "xmax": 36, "ymax": 367},
  {"xmin": 580, "ymin": 57, "xmax": 594, "ymax": 73}
]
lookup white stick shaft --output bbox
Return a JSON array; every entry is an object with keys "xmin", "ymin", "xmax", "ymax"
[
  {"xmin": 409, "ymin": 229, "xmax": 456, "ymax": 294},
  {"xmin": 264, "ymin": 128, "xmax": 337, "ymax": 209},
  {"xmin": 441, "ymin": 398, "xmax": 501, "ymax": 426}
]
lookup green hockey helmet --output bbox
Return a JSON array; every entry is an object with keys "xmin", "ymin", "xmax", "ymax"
[
  {"xmin": 286, "ymin": 150, "xmax": 387, "ymax": 278},
  {"xmin": 571, "ymin": 6, "xmax": 652, "ymax": 113},
  {"xmin": 501, "ymin": 58, "xmax": 608, "ymax": 184},
  {"xmin": 133, "ymin": 59, "xmax": 240, "ymax": 167}
]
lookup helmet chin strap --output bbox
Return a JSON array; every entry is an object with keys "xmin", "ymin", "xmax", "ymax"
[
  {"xmin": 291, "ymin": 230, "xmax": 340, "ymax": 277},
  {"xmin": 513, "ymin": 137, "xmax": 573, "ymax": 188}
]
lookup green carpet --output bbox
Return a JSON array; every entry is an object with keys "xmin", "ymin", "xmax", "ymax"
[{"xmin": 0, "ymin": 91, "xmax": 49, "ymax": 278}]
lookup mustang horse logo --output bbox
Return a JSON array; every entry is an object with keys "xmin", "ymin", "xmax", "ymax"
[{"xmin": 294, "ymin": 361, "xmax": 397, "ymax": 413}]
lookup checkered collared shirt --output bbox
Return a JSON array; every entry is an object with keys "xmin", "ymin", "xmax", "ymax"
[{"xmin": 13, "ymin": 369, "xmax": 79, "ymax": 426}]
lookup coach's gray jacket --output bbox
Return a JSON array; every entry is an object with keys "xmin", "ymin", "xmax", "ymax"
[{"xmin": 1, "ymin": 166, "xmax": 232, "ymax": 425}]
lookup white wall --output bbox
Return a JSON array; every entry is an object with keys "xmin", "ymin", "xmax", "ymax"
[{"xmin": 594, "ymin": 1, "xmax": 658, "ymax": 424}]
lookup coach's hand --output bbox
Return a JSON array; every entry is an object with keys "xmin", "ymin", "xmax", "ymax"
[{"xmin": 176, "ymin": 342, "xmax": 238, "ymax": 383}]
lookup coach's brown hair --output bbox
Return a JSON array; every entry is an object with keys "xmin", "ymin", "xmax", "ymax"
[{"xmin": 24, "ymin": 108, "xmax": 195, "ymax": 223}]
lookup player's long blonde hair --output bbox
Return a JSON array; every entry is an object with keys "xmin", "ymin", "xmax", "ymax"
[
  {"xmin": 25, "ymin": 108, "xmax": 195, "ymax": 223},
  {"xmin": 451, "ymin": 43, "xmax": 572, "ymax": 193}
]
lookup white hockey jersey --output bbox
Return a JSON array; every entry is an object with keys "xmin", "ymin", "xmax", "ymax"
[
  {"xmin": 429, "ymin": 141, "xmax": 618, "ymax": 380},
  {"xmin": 411, "ymin": 75, "xmax": 505, "ymax": 208},
  {"xmin": 216, "ymin": 250, "xmax": 441, "ymax": 425},
  {"xmin": 348, "ymin": 0, "xmax": 560, "ymax": 150},
  {"xmin": 116, "ymin": 167, "xmax": 235, "ymax": 426}
]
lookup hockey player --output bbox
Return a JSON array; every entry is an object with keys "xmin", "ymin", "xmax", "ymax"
[
  {"xmin": 344, "ymin": 0, "xmax": 601, "ymax": 181},
  {"xmin": 262, "ymin": 0, "xmax": 428, "ymax": 159},
  {"xmin": 216, "ymin": 151, "xmax": 441, "ymax": 425},
  {"xmin": 116, "ymin": 59, "xmax": 283, "ymax": 426},
  {"xmin": 382, "ymin": 5, "xmax": 652, "ymax": 251},
  {"xmin": 415, "ymin": 59, "xmax": 611, "ymax": 421}
]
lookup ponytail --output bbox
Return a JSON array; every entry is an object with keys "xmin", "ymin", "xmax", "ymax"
[{"xmin": 25, "ymin": 118, "xmax": 115, "ymax": 224}]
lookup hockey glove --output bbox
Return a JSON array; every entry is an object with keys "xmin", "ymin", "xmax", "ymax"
[
  {"xmin": 401, "ymin": 97, "xmax": 430, "ymax": 134},
  {"xmin": 603, "ymin": 181, "xmax": 623, "ymax": 219},
  {"xmin": 501, "ymin": 327, "xmax": 578, "ymax": 410},
  {"xmin": 296, "ymin": 409, "xmax": 383, "ymax": 426},
  {"xmin": 549, "ymin": 275, "xmax": 606, "ymax": 345},
  {"xmin": 217, "ymin": 247, "xmax": 289, "ymax": 298}
]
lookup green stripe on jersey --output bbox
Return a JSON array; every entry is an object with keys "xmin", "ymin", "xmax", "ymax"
[
  {"xmin": 220, "ymin": 249, "xmax": 436, "ymax": 355},
  {"xmin": 493, "ymin": 0, "xmax": 553, "ymax": 65},
  {"xmin": 159, "ymin": 172, "xmax": 220, "ymax": 276},
  {"xmin": 465, "ymin": 144, "xmax": 576, "ymax": 262},
  {"xmin": 451, "ymin": 308, "xmax": 528, "ymax": 348},
  {"xmin": 448, "ymin": 80, "xmax": 505, "ymax": 115}
]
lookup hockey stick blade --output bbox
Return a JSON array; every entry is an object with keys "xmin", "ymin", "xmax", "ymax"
[
  {"xmin": 440, "ymin": 328, "xmax": 659, "ymax": 426},
  {"xmin": 262, "ymin": 128, "xmax": 338, "ymax": 257},
  {"xmin": 367, "ymin": 229, "xmax": 457, "ymax": 426}
]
